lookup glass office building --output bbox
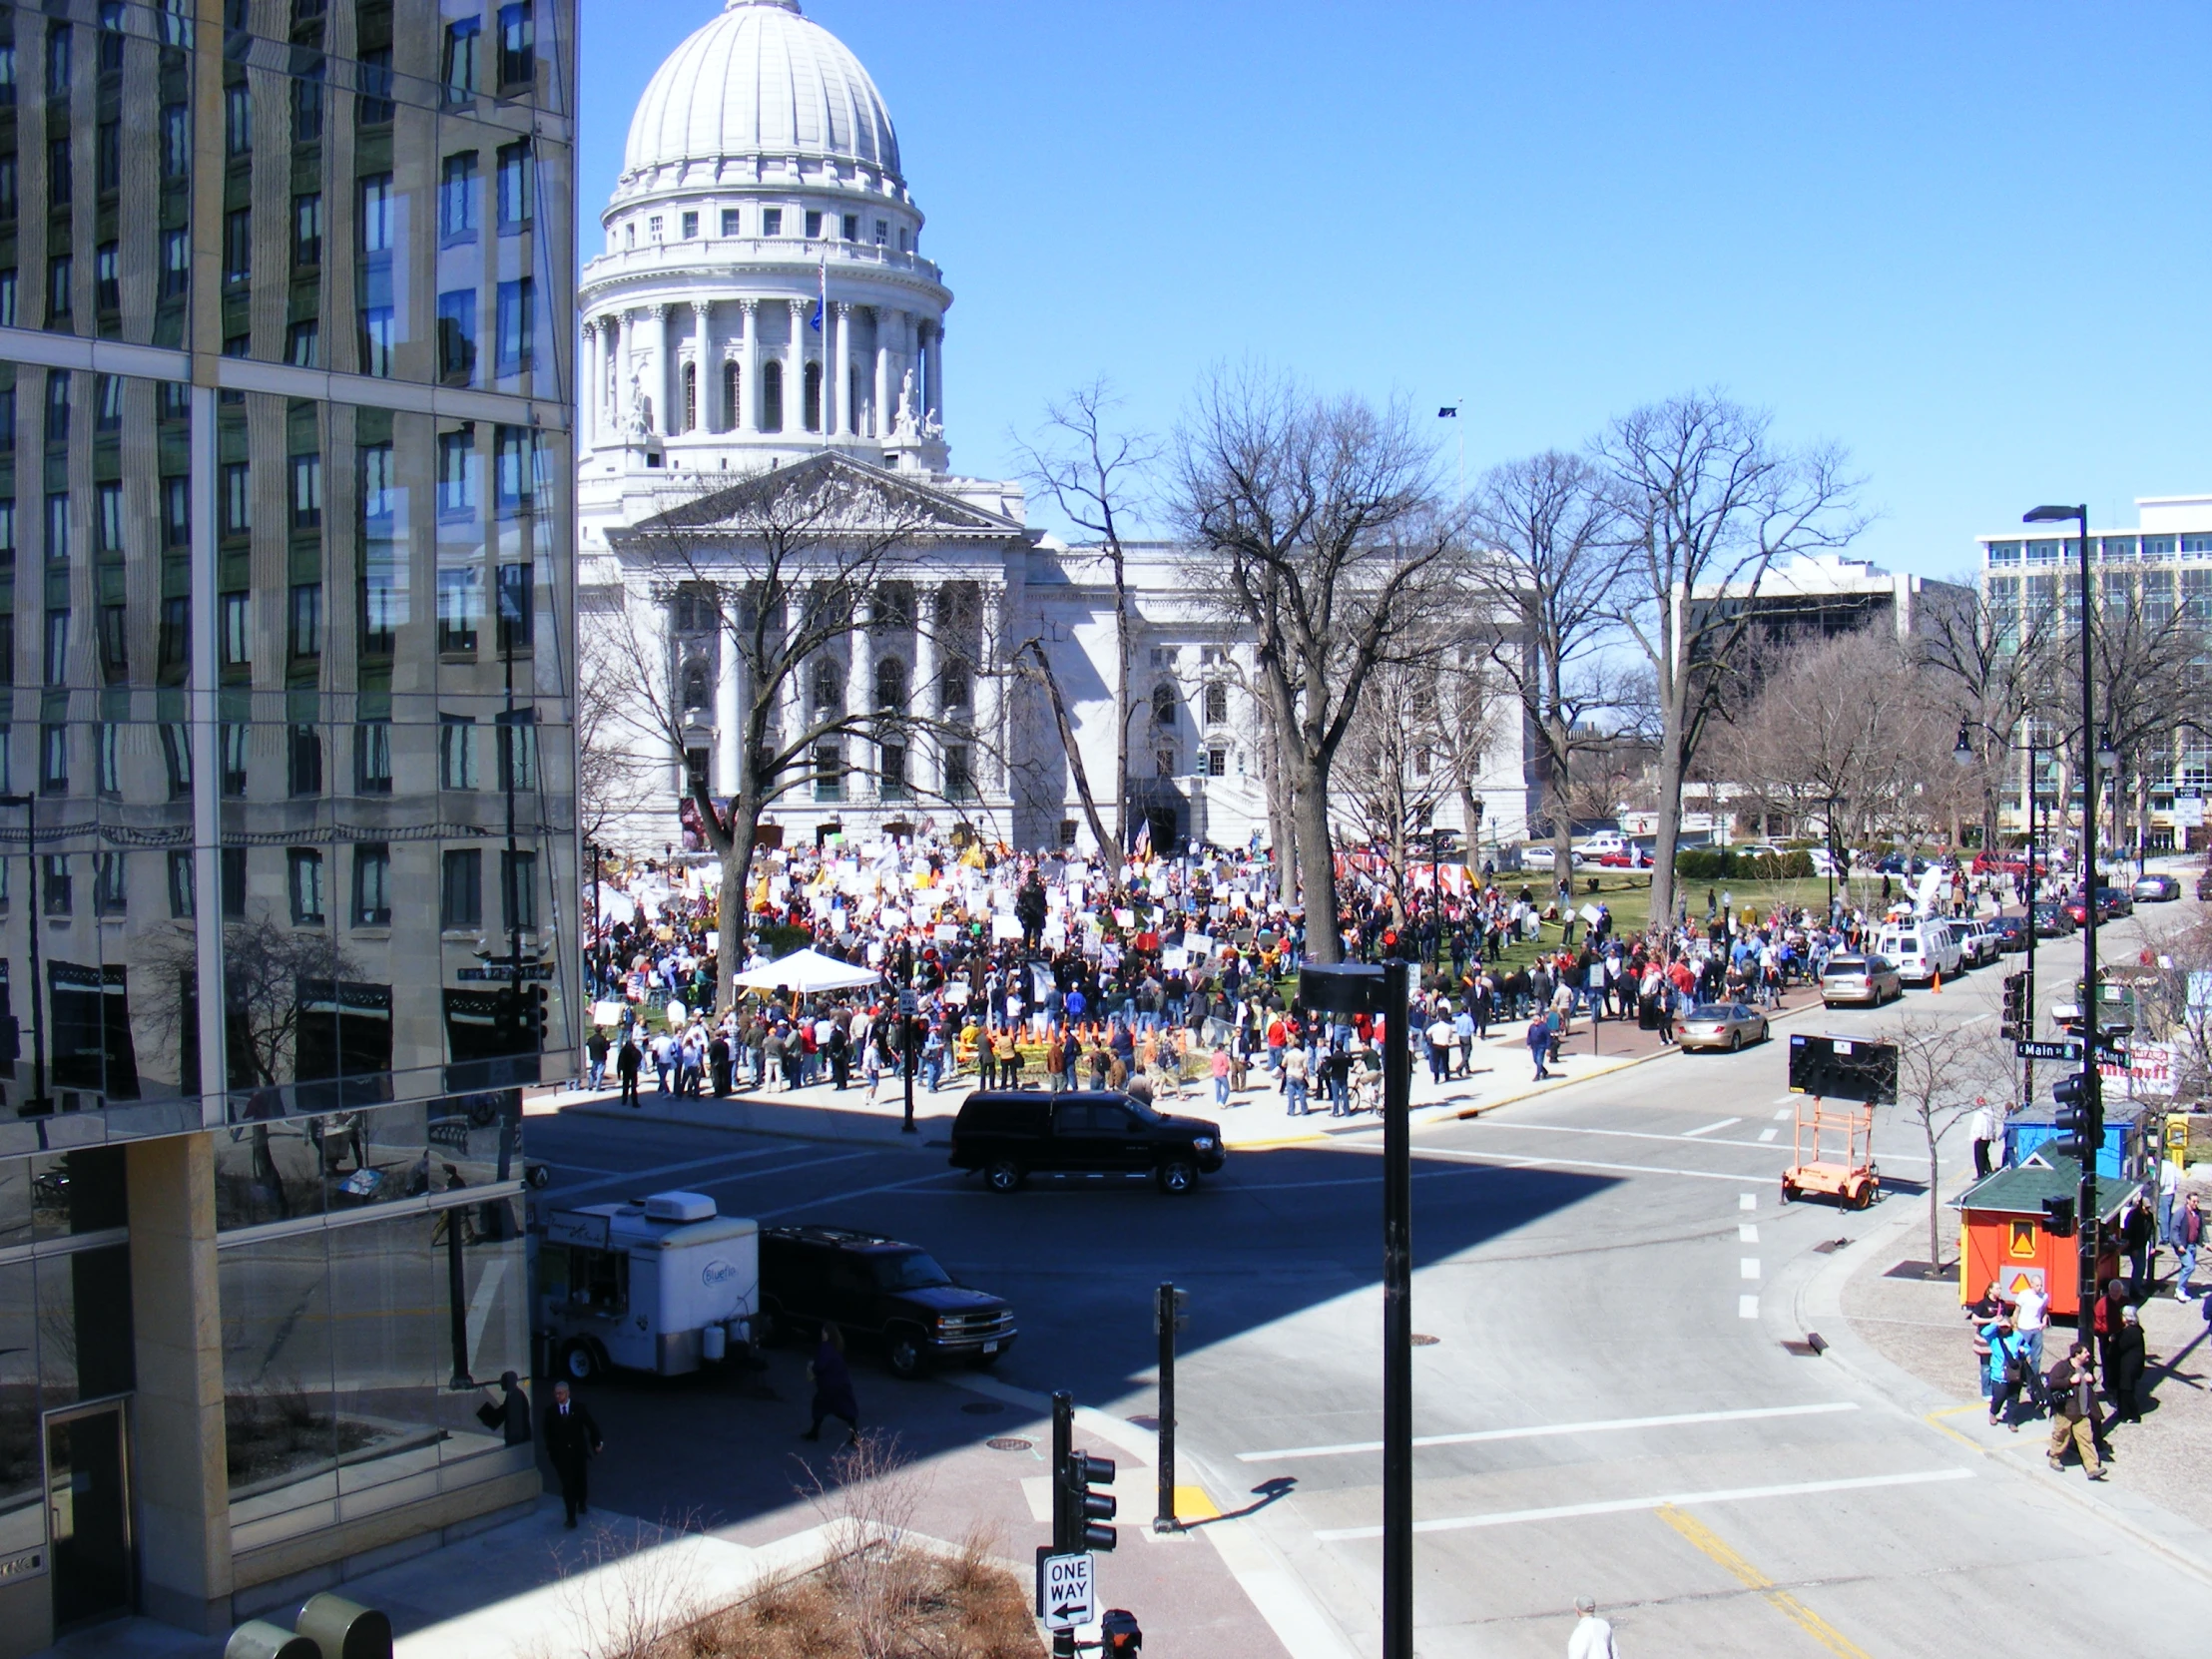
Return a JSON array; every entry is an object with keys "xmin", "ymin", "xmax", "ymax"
[{"xmin": 0, "ymin": 0, "xmax": 576, "ymax": 1647}]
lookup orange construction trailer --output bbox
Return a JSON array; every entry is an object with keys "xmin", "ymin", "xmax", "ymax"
[{"xmin": 1954, "ymin": 1153, "xmax": 2133, "ymax": 1320}]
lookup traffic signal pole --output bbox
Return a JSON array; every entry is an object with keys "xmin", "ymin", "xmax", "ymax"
[
  {"xmin": 1381, "ymin": 957, "xmax": 1413, "ymax": 1659},
  {"xmin": 2075, "ymin": 511, "xmax": 2102, "ymax": 1338}
]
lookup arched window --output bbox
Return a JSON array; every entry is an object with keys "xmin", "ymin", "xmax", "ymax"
[
  {"xmin": 804, "ymin": 361, "xmax": 823, "ymax": 432},
  {"xmin": 811, "ymin": 660, "xmax": 841, "ymax": 715},
  {"xmin": 762, "ymin": 359, "xmax": 783, "ymax": 431},
  {"xmin": 1152, "ymin": 683, "xmax": 1177, "ymax": 728},
  {"xmin": 681, "ymin": 659, "xmax": 710, "ymax": 713},
  {"xmin": 680, "ymin": 362, "xmax": 696, "ymax": 434},
  {"xmin": 874, "ymin": 655, "xmax": 907, "ymax": 711},
  {"xmin": 723, "ymin": 360, "xmax": 739, "ymax": 430}
]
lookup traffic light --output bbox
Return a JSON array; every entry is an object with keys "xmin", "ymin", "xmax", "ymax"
[
  {"xmin": 490, "ymin": 987, "xmax": 521, "ymax": 1051},
  {"xmin": 2042, "ymin": 1195, "xmax": 2077, "ymax": 1237},
  {"xmin": 1066, "ymin": 1449, "xmax": 1117, "ymax": 1553},
  {"xmin": 524, "ymin": 985, "xmax": 550, "ymax": 1049},
  {"xmin": 1999, "ymin": 972, "xmax": 2028, "ymax": 1041},
  {"xmin": 2050, "ymin": 1071, "xmax": 2097, "ymax": 1162}
]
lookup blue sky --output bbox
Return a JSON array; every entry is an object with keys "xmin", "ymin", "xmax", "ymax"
[{"xmin": 579, "ymin": 2, "xmax": 2212, "ymax": 571}]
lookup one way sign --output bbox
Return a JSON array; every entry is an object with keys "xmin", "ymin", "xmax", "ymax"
[{"xmin": 1039, "ymin": 1550, "xmax": 1094, "ymax": 1630}]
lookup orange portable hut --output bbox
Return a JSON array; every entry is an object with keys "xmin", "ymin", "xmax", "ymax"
[{"xmin": 1953, "ymin": 1153, "xmax": 2133, "ymax": 1320}]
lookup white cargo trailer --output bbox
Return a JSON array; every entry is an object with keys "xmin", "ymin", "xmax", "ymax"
[{"xmin": 537, "ymin": 1190, "xmax": 760, "ymax": 1380}]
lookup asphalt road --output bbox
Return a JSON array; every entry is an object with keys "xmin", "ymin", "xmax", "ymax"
[{"xmin": 526, "ymin": 905, "xmax": 2212, "ymax": 1655}]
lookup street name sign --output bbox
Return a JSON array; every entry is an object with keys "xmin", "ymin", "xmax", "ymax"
[
  {"xmin": 2015, "ymin": 1039, "xmax": 2081, "ymax": 1061},
  {"xmin": 1040, "ymin": 1551, "xmax": 1094, "ymax": 1630}
]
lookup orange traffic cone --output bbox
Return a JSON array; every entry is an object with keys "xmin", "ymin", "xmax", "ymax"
[{"xmin": 1932, "ymin": 970, "xmax": 1942, "ymax": 994}]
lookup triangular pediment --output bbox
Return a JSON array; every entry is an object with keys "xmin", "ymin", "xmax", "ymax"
[{"xmin": 610, "ymin": 452, "xmax": 1023, "ymax": 546}]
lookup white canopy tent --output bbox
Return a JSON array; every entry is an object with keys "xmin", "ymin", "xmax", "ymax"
[{"xmin": 728, "ymin": 947, "xmax": 883, "ymax": 995}]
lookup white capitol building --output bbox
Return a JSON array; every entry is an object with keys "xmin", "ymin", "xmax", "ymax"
[{"xmin": 579, "ymin": 0, "xmax": 1529, "ymax": 855}]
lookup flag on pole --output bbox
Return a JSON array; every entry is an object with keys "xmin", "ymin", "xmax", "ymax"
[
  {"xmin": 1436, "ymin": 404, "xmax": 1458, "ymax": 418},
  {"xmin": 1132, "ymin": 819, "xmax": 1152, "ymax": 859},
  {"xmin": 812, "ymin": 256, "xmax": 827, "ymax": 331}
]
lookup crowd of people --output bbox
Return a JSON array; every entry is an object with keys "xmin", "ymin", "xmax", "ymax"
[
  {"xmin": 1965, "ymin": 1190, "xmax": 2205, "ymax": 1481},
  {"xmin": 570, "ymin": 833, "xmax": 1970, "ymax": 1114}
]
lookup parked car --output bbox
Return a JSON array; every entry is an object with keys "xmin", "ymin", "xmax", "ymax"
[
  {"xmin": 1677, "ymin": 1002, "xmax": 1770, "ymax": 1052},
  {"xmin": 949, "ymin": 1089, "xmax": 1227, "ymax": 1194},
  {"xmin": 1988, "ymin": 913, "xmax": 2031, "ymax": 952},
  {"xmin": 758, "ymin": 1225, "xmax": 1017, "ymax": 1379},
  {"xmin": 1950, "ymin": 920, "xmax": 2000, "ymax": 968},
  {"xmin": 1821, "ymin": 953, "xmax": 1903, "ymax": 1007},
  {"xmin": 1572, "ymin": 830, "xmax": 1632, "ymax": 860},
  {"xmin": 2133, "ymin": 872, "xmax": 2181, "ymax": 902},
  {"xmin": 2031, "ymin": 901, "xmax": 2075, "ymax": 937},
  {"xmin": 1877, "ymin": 852, "xmax": 1932, "ymax": 875}
]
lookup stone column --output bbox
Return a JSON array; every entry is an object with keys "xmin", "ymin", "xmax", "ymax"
[
  {"xmin": 912, "ymin": 585, "xmax": 937, "ymax": 787},
  {"xmin": 873, "ymin": 308, "xmax": 893, "ymax": 439},
  {"xmin": 691, "ymin": 300, "xmax": 714, "ymax": 433},
  {"xmin": 834, "ymin": 301, "xmax": 853, "ymax": 438},
  {"xmin": 850, "ymin": 595, "xmax": 875, "ymax": 797},
  {"xmin": 787, "ymin": 299, "xmax": 808, "ymax": 434},
  {"xmin": 737, "ymin": 299, "xmax": 759, "ymax": 434},
  {"xmin": 578, "ymin": 319, "xmax": 598, "ymax": 446},
  {"xmin": 923, "ymin": 322, "xmax": 943, "ymax": 427},
  {"xmin": 615, "ymin": 311, "xmax": 635, "ymax": 431},
  {"xmin": 654, "ymin": 304, "xmax": 677, "ymax": 435},
  {"xmin": 128, "ymin": 1134, "xmax": 233, "ymax": 1634},
  {"xmin": 978, "ymin": 580, "xmax": 1004, "ymax": 793},
  {"xmin": 714, "ymin": 629, "xmax": 740, "ymax": 793}
]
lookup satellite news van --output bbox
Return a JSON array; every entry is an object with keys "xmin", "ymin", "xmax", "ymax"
[{"xmin": 538, "ymin": 1190, "xmax": 760, "ymax": 1381}]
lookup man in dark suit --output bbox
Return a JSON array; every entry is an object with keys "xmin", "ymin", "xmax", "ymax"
[{"xmin": 543, "ymin": 1380, "xmax": 603, "ymax": 1526}]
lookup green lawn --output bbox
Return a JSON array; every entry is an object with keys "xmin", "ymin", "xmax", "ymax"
[{"xmin": 1463, "ymin": 871, "xmax": 1886, "ymax": 975}]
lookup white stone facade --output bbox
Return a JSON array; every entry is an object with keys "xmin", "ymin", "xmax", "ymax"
[{"xmin": 581, "ymin": 1, "xmax": 1527, "ymax": 856}]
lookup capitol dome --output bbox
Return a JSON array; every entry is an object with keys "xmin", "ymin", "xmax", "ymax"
[{"xmin": 622, "ymin": 0, "xmax": 901, "ymax": 184}]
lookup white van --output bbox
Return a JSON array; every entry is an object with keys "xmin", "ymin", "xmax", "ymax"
[{"xmin": 1874, "ymin": 921, "xmax": 1960, "ymax": 985}]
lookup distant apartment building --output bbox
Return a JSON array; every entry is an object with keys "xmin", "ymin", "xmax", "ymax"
[
  {"xmin": 1978, "ymin": 494, "xmax": 2212, "ymax": 845},
  {"xmin": 1687, "ymin": 552, "xmax": 1974, "ymax": 658},
  {"xmin": 0, "ymin": 0, "xmax": 576, "ymax": 1651}
]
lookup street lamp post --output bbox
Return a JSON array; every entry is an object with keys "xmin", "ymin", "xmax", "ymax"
[
  {"xmin": 2024, "ymin": 503, "xmax": 2100, "ymax": 1328},
  {"xmin": 0, "ymin": 794, "xmax": 47, "ymax": 1117}
]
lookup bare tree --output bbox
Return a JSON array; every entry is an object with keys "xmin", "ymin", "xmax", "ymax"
[
  {"xmin": 1172, "ymin": 367, "xmax": 1462, "ymax": 960},
  {"xmin": 1338, "ymin": 658, "xmax": 1456, "ymax": 919},
  {"xmin": 1598, "ymin": 391, "xmax": 1866, "ymax": 925},
  {"xmin": 575, "ymin": 596, "xmax": 660, "ymax": 847},
  {"xmin": 1919, "ymin": 576, "xmax": 2046, "ymax": 854},
  {"xmin": 1880, "ymin": 1012, "xmax": 2008, "ymax": 1274},
  {"xmin": 140, "ymin": 916, "xmax": 360, "ymax": 1090},
  {"xmin": 1013, "ymin": 381, "xmax": 1160, "ymax": 852},
  {"xmin": 1468, "ymin": 450, "xmax": 1622, "ymax": 876},
  {"xmin": 598, "ymin": 456, "xmax": 996, "ymax": 1010}
]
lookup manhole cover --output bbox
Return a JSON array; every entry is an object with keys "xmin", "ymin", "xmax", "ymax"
[
  {"xmin": 961, "ymin": 1400, "xmax": 1003, "ymax": 1415},
  {"xmin": 1410, "ymin": 1334, "xmax": 1440, "ymax": 1347},
  {"xmin": 985, "ymin": 1437, "xmax": 1032, "ymax": 1452}
]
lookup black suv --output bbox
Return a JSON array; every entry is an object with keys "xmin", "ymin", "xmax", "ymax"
[
  {"xmin": 949, "ymin": 1089, "xmax": 1227, "ymax": 1194},
  {"xmin": 758, "ymin": 1226, "xmax": 1016, "ymax": 1379}
]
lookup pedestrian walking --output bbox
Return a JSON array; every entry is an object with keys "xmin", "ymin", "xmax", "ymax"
[
  {"xmin": 2094, "ymin": 1277, "xmax": 2128, "ymax": 1391},
  {"xmin": 1565, "ymin": 1595, "xmax": 1618, "ymax": 1658},
  {"xmin": 1983, "ymin": 1317, "xmax": 2031, "ymax": 1428},
  {"xmin": 616, "ymin": 1035, "xmax": 642, "ymax": 1109},
  {"xmin": 2120, "ymin": 1195, "xmax": 2156, "ymax": 1294},
  {"xmin": 2011, "ymin": 1277, "xmax": 2049, "ymax": 1373},
  {"xmin": 1527, "ymin": 1012, "xmax": 1552, "ymax": 1082},
  {"xmin": 584, "ymin": 1028, "xmax": 610, "ymax": 1092},
  {"xmin": 1211, "ymin": 1045, "xmax": 1233, "ymax": 1107},
  {"xmin": 2108, "ymin": 1304, "xmax": 2148, "ymax": 1424},
  {"xmin": 2175, "ymin": 1193, "xmax": 2203, "ymax": 1301},
  {"xmin": 543, "ymin": 1380, "xmax": 603, "ymax": 1526},
  {"xmin": 803, "ymin": 1323, "xmax": 860, "ymax": 1446},
  {"xmin": 2045, "ymin": 1344, "xmax": 2106, "ymax": 1480}
]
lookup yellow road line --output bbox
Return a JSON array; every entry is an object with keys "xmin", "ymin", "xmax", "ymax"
[
  {"xmin": 1657, "ymin": 1504, "xmax": 1873, "ymax": 1659},
  {"xmin": 1922, "ymin": 1405, "xmax": 1987, "ymax": 1453}
]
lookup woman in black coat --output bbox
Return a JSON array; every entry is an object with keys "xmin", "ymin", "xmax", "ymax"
[{"xmin": 2108, "ymin": 1304, "xmax": 2149, "ymax": 1424}]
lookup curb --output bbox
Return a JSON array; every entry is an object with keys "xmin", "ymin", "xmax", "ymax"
[
  {"xmin": 556, "ymin": 1097, "xmax": 958, "ymax": 1150},
  {"xmin": 1781, "ymin": 1168, "xmax": 2212, "ymax": 1583}
]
